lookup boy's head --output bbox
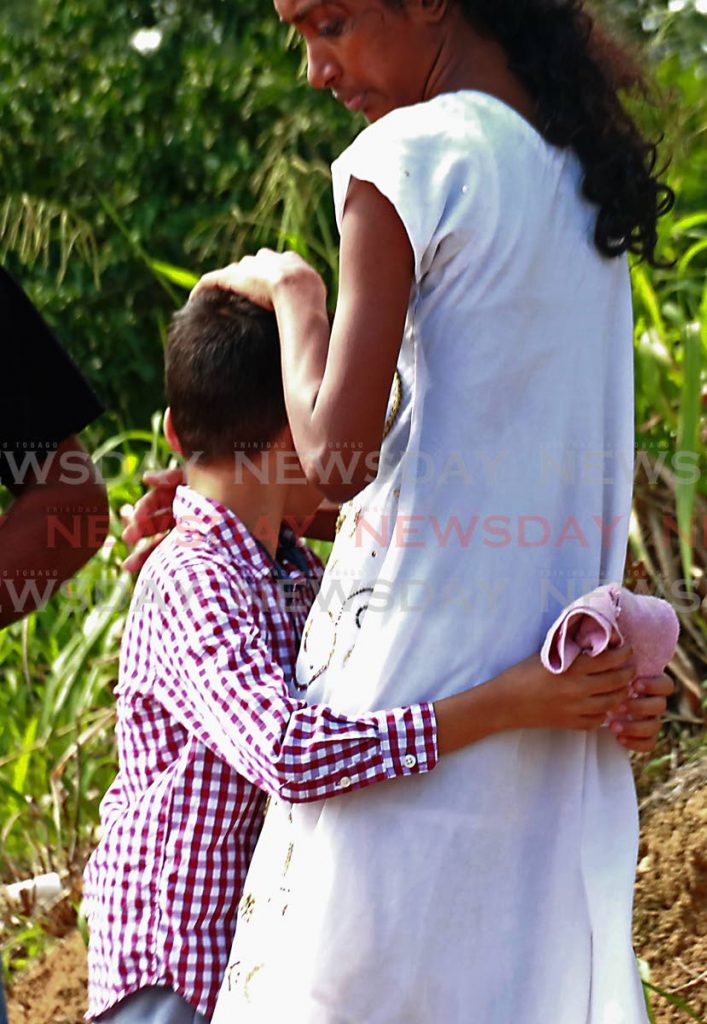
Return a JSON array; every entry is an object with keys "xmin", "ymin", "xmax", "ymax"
[{"xmin": 165, "ymin": 289, "xmax": 287, "ymax": 464}]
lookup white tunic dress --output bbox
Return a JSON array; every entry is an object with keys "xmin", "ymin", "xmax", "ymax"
[{"xmin": 213, "ymin": 92, "xmax": 647, "ymax": 1024}]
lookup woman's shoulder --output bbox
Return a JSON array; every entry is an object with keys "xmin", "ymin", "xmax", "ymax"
[
  {"xmin": 330, "ymin": 91, "xmax": 572, "ymax": 277},
  {"xmin": 331, "ymin": 91, "xmax": 557, "ymax": 228},
  {"xmin": 338, "ymin": 91, "xmax": 548, "ymax": 163}
]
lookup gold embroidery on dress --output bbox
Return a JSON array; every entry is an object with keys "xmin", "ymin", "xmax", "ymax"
[
  {"xmin": 301, "ymin": 589, "xmax": 375, "ymax": 684},
  {"xmin": 334, "ymin": 504, "xmax": 363, "ymax": 542},
  {"xmin": 302, "ymin": 604, "xmax": 337, "ymax": 685},
  {"xmin": 348, "ymin": 508, "xmax": 362, "ymax": 540},
  {"xmin": 344, "ymin": 587, "xmax": 373, "ymax": 614},
  {"xmin": 278, "ymin": 881, "xmax": 292, "ymax": 917},
  {"xmin": 225, "ymin": 960, "xmax": 241, "ymax": 992},
  {"xmin": 244, "ymin": 963, "xmax": 264, "ymax": 1002},
  {"xmin": 240, "ymin": 892, "xmax": 256, "ymax": 922},
  {"xmin": 301, "ymin": 615, "xmax": 314, "ymax": 652},
  {"xmin": 283, "ymin": 841, "xmax": 294, "ymax": 877},
  {"xmin": 341, "ymin": 586, "xmax": 373, "ymax": 666},
  {"xmin": 352, "ymin": 594, "xmax": 370, "ymax": 628},
  {"xmin": 335, "ymin": 505, "xmax": 348, "ymax": 536},
  {"xmin": 382, "ymin": 368, "xmax": 402, "ymax": 440}
]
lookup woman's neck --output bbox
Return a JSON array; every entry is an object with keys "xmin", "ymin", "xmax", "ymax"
[{"xmin": 422, "ymin": 9, "xmax": 537, "ymax": 129}]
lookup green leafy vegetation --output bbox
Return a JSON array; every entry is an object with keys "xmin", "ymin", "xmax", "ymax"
[{"xmin": 0, "ymin": 0, "xmax": 354, "ymax": 423}]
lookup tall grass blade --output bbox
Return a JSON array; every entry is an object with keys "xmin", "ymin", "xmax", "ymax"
[
  {"xmin": 675, "ymin": 313, "xmax": 704, "ymax": 588},
  {"xmin": 642, "ymin": 984, "xmax": 658, "ymax": 1024},
  {"xmin": 11, "ymin": 717, "xmax": 38, "ymax": 795},
  {"xmin": 677, "ymin": 240, "xmax": 707, "ymax": 275},
  {"xmin": 148, "ymin": 260, "xmax": 199, "ymax": 291},
  {"xmin": 96, "ymin": 192, "xmax": 179, "ymax": 304},
  {"xmin": 632, "ymin": 265, "xmax": 667, "ymax": 342},
  {"xmin": 642, "ymin": 980, "xmax": 707, "ymax": 1023},
  {"xmin": 672, "ymin": 212, "xmax": 707, "ymax": 233},
  {"xmin": 0, "ymin": 193, "xmax": 100, "ymax": 285}
]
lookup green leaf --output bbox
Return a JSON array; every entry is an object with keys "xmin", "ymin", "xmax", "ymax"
[
  {"xmin": 632, "ymin": 265, "xmax": 666, "ymax": 343},
  {"xmin": 675, "ymin": 315, "xmax": 704, "ymax": 588},
  {"xmin": 642, "ymin": 980, "xmax": 707, "ymax": 1023},
  {"xmin": 638, "ymin": 960, "xmax": 657, "ymax": 1024},
  {"xmin": 642, "ymin": 984, "xmax": 657, "ymax": 1024},
  {"xmin": 672, "ymin": 212, "xmax": 707, "ymax": 234},
  {"xmin": 95, "ymin": 192, "xmax": 180, "ymax": 305},
  {"xmin": 148, "ymin": 259, "xmax": 199, "ymax": 290},
  {"xmin": 678, "ymin": 239, "xmax": 707, "ymax": 275},
  {"xmin": 11, "ymin": 716, "xmax": 38, "ymax": 795}
]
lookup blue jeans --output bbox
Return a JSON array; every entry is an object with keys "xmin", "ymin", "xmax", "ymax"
[
  {"xmin": 0, "ymin": 969, "xmax": 7, "ymax": 1024},
  {"xmin": 95, "ymin": 987, "xmax": 208, "ymax": 1024}
]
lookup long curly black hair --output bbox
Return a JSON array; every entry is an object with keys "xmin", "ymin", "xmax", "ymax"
[
  {"xmin": 393, "ymin": 0, "xmax": 675, "ymax": 266},
  {"xmin": 464, "ymin": 0, "xmax": 674, "ymax": 266}
]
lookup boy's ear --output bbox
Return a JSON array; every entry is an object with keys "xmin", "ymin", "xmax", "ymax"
[{"xmin": 164, "ymin": 407, "xmax": 183, "ymax": 455}]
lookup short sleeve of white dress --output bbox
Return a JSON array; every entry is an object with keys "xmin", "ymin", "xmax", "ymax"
[{"xmin": 331, "ymin": 96, "xmax": 498, "ymax": 283}]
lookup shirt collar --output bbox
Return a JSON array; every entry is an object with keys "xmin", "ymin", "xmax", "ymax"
[{"xmin": 172, "ymin": 484, "xmax": 278, "ymax": 580}]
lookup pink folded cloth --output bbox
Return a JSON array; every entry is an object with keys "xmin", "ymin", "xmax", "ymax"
[{"xmin": 541, "ymin": 584, "xmax": 679, "ymax": 693}]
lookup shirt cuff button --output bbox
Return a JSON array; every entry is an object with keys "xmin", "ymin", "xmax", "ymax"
[
  {"xmin": 403, "ymin": 754, "xmax": 417, "ymax": 769},
  {"xmin": 340, "ymin": 776, "xmax": 352, "ymax": 789}
]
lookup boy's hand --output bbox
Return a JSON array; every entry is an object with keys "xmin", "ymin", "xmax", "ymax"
[
  {"xmin": 499, "ymin": 645, "xmax": 636, "ymax": 732},
  {"xmin": 190, "ymin": 250, "xmax": 325, "ymax": 311},
  {"xmin": 607, "ymin": 672, "xmax": 674, "ymax": 752},
  {"xmin": 121, "ymin": 467, "xmax": 183, "ymax": 572},
  {"xmin": 435, "ymin": 645, "xmax": 636, "ymax": 756}
]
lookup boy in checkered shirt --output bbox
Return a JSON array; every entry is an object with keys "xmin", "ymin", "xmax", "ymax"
[
  {"xmin": 82, "ymin": 290, "xmax": 440, "ymax": 1023},
  {"xmin": 83, "ymin": 288, "xmax": 641, "ymax": 1024}
]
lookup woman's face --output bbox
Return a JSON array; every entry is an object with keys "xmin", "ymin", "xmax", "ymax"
[{"xmin": 274, "ymin": 0, "xmax": 439, "ymax": 122}]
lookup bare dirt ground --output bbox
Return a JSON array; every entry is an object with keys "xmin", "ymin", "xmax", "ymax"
[
  {"xmin": 7, "ymin": 930, "xmax": 87, "ymax": 1024},
  {"xmin": 7, "ymin": 760, "xmax": 707, "ymax": 1024},
  {"xmin": 633, "ymin": 757, "xmax": 707, "ymax": 1023}
]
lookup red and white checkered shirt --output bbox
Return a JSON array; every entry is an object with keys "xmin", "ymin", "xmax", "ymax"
[{"xmin": 83, "ymin": 486, "xmax": 438, "ymax": 1020}]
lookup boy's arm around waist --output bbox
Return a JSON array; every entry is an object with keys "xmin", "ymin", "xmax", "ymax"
[{"xmin": 146, "ymin": 563, "xmax": 439, "ymax": 803}]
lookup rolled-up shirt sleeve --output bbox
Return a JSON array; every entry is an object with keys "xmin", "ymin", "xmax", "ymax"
[{"xmin": 146, "ymin": 564, "xmax": 438, "ymax": 803}]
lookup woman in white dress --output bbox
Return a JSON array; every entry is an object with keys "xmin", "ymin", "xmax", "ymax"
[{"xmin": 201, "ymin": 1, "xmax": 674, "ymax": 1020}]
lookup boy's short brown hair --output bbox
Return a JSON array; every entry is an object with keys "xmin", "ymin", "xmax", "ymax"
[{"xmin": 166, "ymin": 290, "xmax": 287, "ymax": 462}]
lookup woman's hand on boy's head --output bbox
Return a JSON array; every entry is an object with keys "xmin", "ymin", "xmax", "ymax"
[
  {"xmin": 120, "ymin": 467, "xmax": 183, "ymax": 573},
  {"xmin": 190, "ymin": 250, "xmax": 325, "ymax": 311},
  {"xmin": 190, "ymin": 259, "xmax": 275, "ymax": 310}
]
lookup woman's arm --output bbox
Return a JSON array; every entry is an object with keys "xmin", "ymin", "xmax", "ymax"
[
  {"xmin": 192, "ymin": 178, "xmax": 413, "ymax": 503},
  {"xmin": 276, "ymin": 179, "xmax": 413, "ymax": 502},
  {"xmin": 289, "ymin": 500, "xmax": 339, "ymax": 542}
]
